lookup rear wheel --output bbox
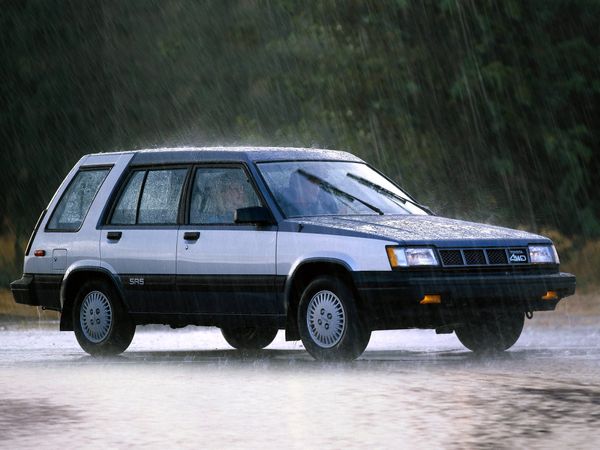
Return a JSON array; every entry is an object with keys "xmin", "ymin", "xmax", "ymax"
[
  {"xmin": 298, "ymin": 276, "xmax": 370, "ymax": 361},
  {"xmin": 72, "ymin": 279, "xmax": 135, "ymax": 356},
  {"xmin": 455, "ymin": 309, "xmax": 524, "ymax": 353},
  {"xmin": 221, "ymin": 326, "xmax": 278, "ymax": 350}
]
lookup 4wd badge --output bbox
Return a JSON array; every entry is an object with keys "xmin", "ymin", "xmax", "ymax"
[{"xmin": 508, "ymin": 249, "xmax": 528, "ymax": 264}]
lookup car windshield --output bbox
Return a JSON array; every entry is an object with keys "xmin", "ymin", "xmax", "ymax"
[{"xmin": 257, "ymin": 161, "xmax": 429, "ymax": 217}]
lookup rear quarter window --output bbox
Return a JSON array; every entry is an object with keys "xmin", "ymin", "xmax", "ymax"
[{"xmin": 47, "ymin": 168, "xmax": 110, "ymax": 231}]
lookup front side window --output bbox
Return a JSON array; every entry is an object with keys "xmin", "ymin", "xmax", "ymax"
[
  {"xmin": 109, "ymin": 168, "xmax": 187, "ymax": 225},
  {"xmin": 257, "ymin": 161, "xmax": 428, "ymax": 218},
  {"xmin": 47, "ymin": 168, "xmax": 110, "ymax": 231},
  {"xmin": 189, "ymin": 167, "xmax": 262, "ymax": 224}
]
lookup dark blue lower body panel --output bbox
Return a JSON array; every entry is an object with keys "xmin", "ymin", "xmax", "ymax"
[
  {"xmin": 352, "ymin": 270, "xmax": 576, "ymax": 330},
  {"xmin": 10, "ymin": 274, "xmax": 62, "ymax": 311}
]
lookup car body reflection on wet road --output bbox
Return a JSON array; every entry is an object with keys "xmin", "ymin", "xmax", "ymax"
[{"xmin": 1, "ymin": 320, "xmax": 599, "ymax": 449}]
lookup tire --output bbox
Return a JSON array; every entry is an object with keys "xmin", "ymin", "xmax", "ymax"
[
  {"xmin": 455, "ymin": 309, "xmax": 525, "ymax": 354},
  {"xmin": 221, "ymin": 326, "xmax": 278, "ymax": 350},
  {"xmin": 298, "ymin": 276, "xmax": 371, "ymax": 361},
  {"xmin": 72, "ymin": 279, "xmax": 135, "ymax": 356}
]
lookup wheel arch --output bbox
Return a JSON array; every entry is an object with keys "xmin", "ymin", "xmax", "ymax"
[
  {"xmin": 283, "ymin": 258, "xmax": 359, "ymax": 341},
  {"xmin": 59, "ymin": 267, "xmax": 125, "ymax": 331}
]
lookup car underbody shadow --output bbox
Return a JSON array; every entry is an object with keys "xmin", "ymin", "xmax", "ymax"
[{"xmin": 65, "ymin": 346, "xmax": 555, "ymax": 368}]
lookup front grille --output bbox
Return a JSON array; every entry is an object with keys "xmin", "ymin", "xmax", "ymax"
[
  {"xmin": 464, "ymin": 249, "xmax": 486, "ymax": 265},
  {"xmin": 487, "ymin": 249, "xmax": 508, "ymax": 265},
  {"xmin": 439, "ymin": 250, "xmax": 463, "ymax": 266},
  {"xmin": 438, "ymin": 248, "xmax": 525, "ymax": 267}
]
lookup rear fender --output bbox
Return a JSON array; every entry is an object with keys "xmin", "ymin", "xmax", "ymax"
[{"xmin": 59, "ymin": 262, "xmax": 124, "ymax": 331}]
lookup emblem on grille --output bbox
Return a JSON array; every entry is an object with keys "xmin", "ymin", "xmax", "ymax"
[{"xmin": 508, "ymin": 249, "xmax": 527, "ymax": 263}]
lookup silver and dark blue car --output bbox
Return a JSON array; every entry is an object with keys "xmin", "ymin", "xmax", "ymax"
[{"xmin": 10, "ymin": 147, "xmax": 576, "ymax": 360}]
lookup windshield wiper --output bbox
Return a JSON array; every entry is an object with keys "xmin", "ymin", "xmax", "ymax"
[
  {"xmin": 297, "ymin": 170, "xmax": 384, "ymax": 215},
  {"xmin": 346, "ymin": 172, "xmax": 434, "ymax": 215}
]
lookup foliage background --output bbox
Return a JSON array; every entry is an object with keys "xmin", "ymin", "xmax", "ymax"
[{"xmin": 1, "ymin": 0, "xmax": 599, "ymax": 287}]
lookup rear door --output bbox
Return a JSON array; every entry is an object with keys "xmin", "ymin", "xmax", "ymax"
[
  {"xmin": 176, "ymin": 165, "xmax": 279, "ymax": 317},
  {"xmin": 101, "ymin": 166, "xmax": 188, "ymax": 313}
]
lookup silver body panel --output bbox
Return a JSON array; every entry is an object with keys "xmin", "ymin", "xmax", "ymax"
[
  {"xmin": 276, "ymin": 232, "xmax": 393, "ymax": 276},
  {"xmin": 100, "ymin": 229, "xmax": 178, "ymax": 275},
  {"xmin": 177, "ymin": 228, "xmax": 277, "ymax": 275},
  {"xmin": 24, "ymin": 153, "xmax": 132, "ymax": 277}
]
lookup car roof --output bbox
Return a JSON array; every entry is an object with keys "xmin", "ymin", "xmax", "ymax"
[{"xmin": 87, "ymin": 146, "xmax": 364, "ymax": 166}]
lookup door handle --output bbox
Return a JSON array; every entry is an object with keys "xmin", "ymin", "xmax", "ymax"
[
  {"xmin": 107, "ymin": 231, "xmax": 122, "ymax": 241},
  {"xmin": 183, "ymin": 231, "xmax": 200, "ymax": 241}
]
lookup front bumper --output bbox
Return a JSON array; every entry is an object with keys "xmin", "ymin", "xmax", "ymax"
[{"xmin": 352, "ymin": 269, "xmax": 576, "ymax": 329}]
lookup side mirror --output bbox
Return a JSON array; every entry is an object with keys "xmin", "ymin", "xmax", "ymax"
[{"xmin": 234, "ymin": 206, "xmax": 274, "ymax": 225}]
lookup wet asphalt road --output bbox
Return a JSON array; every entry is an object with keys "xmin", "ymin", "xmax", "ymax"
[{"xmin": 0, "ymin": 317, "xmax": 599, "ymax": 449}]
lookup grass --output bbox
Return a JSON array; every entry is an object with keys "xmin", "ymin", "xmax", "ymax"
[
  {"xmin": 0, "ymin": 289, "xmax": 59, "ymax": 321},
  {"xmin": 553, "ymin": 292, "xmax": 599, "ymax": 316}
]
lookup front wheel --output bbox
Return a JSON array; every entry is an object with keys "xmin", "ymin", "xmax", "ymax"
[
  {"xmin": 73, "ymin": 279, "xmax": 135, "ymax": 356},
  {"xmin": 221, "ymin": 326, "xmax": 278, "ymax": 350},
  {"xmin": 455, "ymin": 309, "xmax": 524, "ymax": 354},
  {"xmin": 298, "ymin": 276, "xmax": 370, "ymax": 361}
]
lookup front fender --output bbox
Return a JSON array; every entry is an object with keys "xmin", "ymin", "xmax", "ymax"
[{"xmin": 276, "ymin": 231, "xmax": 394, "ymax": 277}]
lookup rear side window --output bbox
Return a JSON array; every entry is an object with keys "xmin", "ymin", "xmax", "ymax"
[
  {"xmin": 109, "ymin": 168, "xmax": 187, "ymax": 225},
  {"xmin": 47, "ymin": 169, "xmax": 110, "ymax": 231},
  {"xmin": 111, "ymin": 171, "xmax": 145, "ymax": 225},
  {"xmin": 139, "ymin": 169, "xmax": 187, "ymax": 224}
]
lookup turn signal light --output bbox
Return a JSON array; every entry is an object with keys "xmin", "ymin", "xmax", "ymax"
[
  {"xmin": 542, "ymin": 291, "xmax": 558, "ymax": 300},
  {"xmin": 34, "ymin": 250, "xmax": 46, "ymax": 257},
  {"xmin": 420, "ymin": 294, "xmax": 442, "ymax": 305},
  {"xmin": 386, "ymin": 247, "xmax": 398, "ymax": 267}
]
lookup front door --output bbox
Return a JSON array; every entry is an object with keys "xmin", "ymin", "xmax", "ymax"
[{"xmin": 176, "ymin": 165, "xmax": 279, "ymax": 317}]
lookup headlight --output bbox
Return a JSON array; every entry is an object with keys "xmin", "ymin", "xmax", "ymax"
[
  {"xmin": 528, "ymin": 245, "xmax": 559, "ymax": 264},
  {"xmin": 386, "ymin": 247, "xmax": 439, "ymax": 268}
]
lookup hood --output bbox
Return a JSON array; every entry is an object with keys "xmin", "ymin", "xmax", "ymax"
[{"xmin": 287, "ymin": 215, "xmax": 550, "ymax": 247}]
